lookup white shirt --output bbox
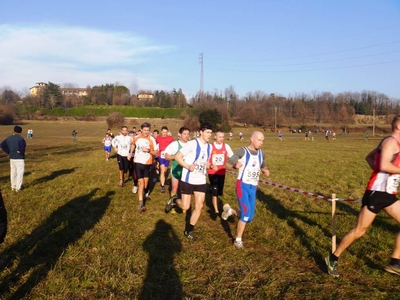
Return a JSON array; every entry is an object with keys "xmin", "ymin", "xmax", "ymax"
[
  {"xmin": 111, "ymin": 135, "xmax": 132, "ymax": 157},
  {"xmin": 179, "ymin": 139, "xmax": 212, "ymax": 185}
]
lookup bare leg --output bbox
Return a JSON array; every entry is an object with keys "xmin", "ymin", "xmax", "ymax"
[
  {"xmin": 333, "ymin": 206, "xmax": 376, "ymax": 257},
  {"xmin": 236, "ymin": 220, "xmax": 246, "ymax": 239},
  {"xmin": 176, "ymin": 194, "xmax": 191, "ymax": 210},
  {"xmin": 384, "ymin": 201, "xmax": 400, "ymax": 259},
  {"xmin": 160, "ymin": 164, "xmax": 167, "ymax": 187},
  {"xmin": 212, "ymin": 195, "xmax": 219, "ymax": 213},
  {"xmin": 189, "ymin": 191, "xmax": 205, "ymax": 226}
]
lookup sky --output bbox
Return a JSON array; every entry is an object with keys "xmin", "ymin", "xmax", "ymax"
[{"xmin": 0, "ymin": 0, "xmax": 400, "ymax": 99}]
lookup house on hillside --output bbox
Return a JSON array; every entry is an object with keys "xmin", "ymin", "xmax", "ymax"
[
  {"xmin": 60, "ymin": 88, "xmax": 88, "ymax": 97},
  {"xmin": 137, "ymin": 92, "xmax": 153, "ymax": 100},
  {"xmin": 29, "ymin": 82, "xmax": 87, "ymax": 98},
  {"xmin": 29, "ymin": 82, "xmax": 47, "ymax": 96}
]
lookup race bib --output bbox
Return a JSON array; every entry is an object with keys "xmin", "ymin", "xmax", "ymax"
[
  {"xmin": 245, "ymin": 168, "xmax": 260, "ymax": 182},
  {"xmin": 212, "ymin": 154, "xmax": 224, "ymax": 166},
  {"xmin": 386, "ymin": 174, "xmax": 400, "ymax": 194},
  {"xmin": 194, "ymin": 162, "xmax": 207, "ymax": 175}
]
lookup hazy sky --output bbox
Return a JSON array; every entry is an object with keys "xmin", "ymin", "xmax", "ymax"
[{"xmin": 1, "ymin": 0, "xmax": 399, "ymax": 98}]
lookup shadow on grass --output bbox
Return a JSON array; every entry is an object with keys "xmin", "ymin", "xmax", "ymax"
[
  {"xmin": 0, "ymin": 188, "xmax": 113, "ymax": 300},
  {"xmin": 258, "ymin": 190, "xmax": 400, "ymax": 274},
  {"xmin": 140, "ymin": 219, "xmax": 183, "ymax": 300},
  {"xmin": 0, "ymin": 172, "xmax": 32, "ymax": 186},
  {"xmin": 204, "ymin": 188, "xmax": 234, "ymax": 239},
  {"xmin": 257, "ymin": 189, "xmax": 332, "ymax": 271},
  {"xmin": 27, "ymin": 168, "xmax": 77, "ymax": 187}
]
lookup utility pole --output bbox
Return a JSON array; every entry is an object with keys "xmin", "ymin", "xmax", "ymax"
[
  {"xmin": 199, "ymin": 53, "xmax": 203, "ymax": 101},
  {"xmin": 373, "ymin": 106, "xmax": 375, "ymax": 137}
]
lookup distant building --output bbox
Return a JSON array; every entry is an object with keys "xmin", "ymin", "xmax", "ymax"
[
  {"xmin": 29, "ymin": 82, "xmax": 47, "ymax": 96},
  {"xmin": 137, "ymin": 92, "xmax": 153, "ymax": 100},
  {"xmin": 60, "ymin": 88, "xmax": 88, "ymax": 97},
  {"xmin": 29, "ymin": 82, "xmax": 87, "ymax": 98}
]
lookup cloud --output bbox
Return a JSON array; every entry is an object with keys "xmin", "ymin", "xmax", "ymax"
[{"xmin": 0, "ymin": 24, "xmax": 176, "ymax": 94}]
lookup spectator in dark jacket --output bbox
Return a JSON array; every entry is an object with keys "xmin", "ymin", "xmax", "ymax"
[{"xmin": 1, "ymin": 126, "xmax": 26, "ymax": 191}]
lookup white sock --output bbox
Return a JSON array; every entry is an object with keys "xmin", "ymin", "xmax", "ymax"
[{"xmin": 236, "ymin": 237, "xmax": 242, "ymax": 242}]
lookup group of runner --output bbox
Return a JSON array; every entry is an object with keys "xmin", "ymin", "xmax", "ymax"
[
  {"xmin": 101, "ymin": 122, "xmax": 270, "ymax": 249},
  {"xmin": 100, "ymin": 117, "xmax": 400, "ymax": 275}
]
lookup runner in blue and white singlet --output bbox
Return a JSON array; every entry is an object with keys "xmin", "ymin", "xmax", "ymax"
[{"xmin": 223, "ymin": 131, "xmax": 270, "ymax": 250}]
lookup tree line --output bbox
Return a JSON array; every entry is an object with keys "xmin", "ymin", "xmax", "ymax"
[{"xmin": 1, "ymin": 82, "xmax": 400, "ymax": 129}]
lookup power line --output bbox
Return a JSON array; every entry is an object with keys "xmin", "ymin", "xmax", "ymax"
[
  {"xmin": 206, "ymin": 40, "xmax": 400, "ymax": 62},
  {"xmin": 207, "ymin": 50, "xmax": 400, "ymax": 68},
  {"xmin": 207, "ymin": 59, "xmax": 400, "ymax": 73}
]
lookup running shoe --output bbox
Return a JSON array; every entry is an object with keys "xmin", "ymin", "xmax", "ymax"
[
  {"xmin": 118, "ymin": 180, "xmax": 124, "ymax": 187},
  {"xmin": 132, "ymin": 185, "xmax": 138, "ymax": 194},
  {"xmin": 325, "ymin": 255, "xmax": 339, "ymax": 277},
  {"xmin": 184, "ymin": 231, "xmax": 198, "ymax": 241},
  {"xmin": 145, "ymin": 192, "xmax": 150, "ymax": 200},
  {"xmin": 165, "ymin": 197, "xmax": 176, "ymax": 213},
  {"xmin": 139, "ymin": 206, "xmax": 146, "ymax": 213},
  {"xmin": 221, "ymin": 204, "xmax": 232, "ymax": 220},
  {"xmin": 161, "ymin": 186, "xmax": 166, "ymax": 193},
  {"xmin": 234, "ymin": 240, "xmax": 244, "ymax": 250},
  {"xmin": 385, "ymin": 262, "xmax": 400, "ymax": 276}
]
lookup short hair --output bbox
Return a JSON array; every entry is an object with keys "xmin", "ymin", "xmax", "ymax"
[
  {"xmin": 200, "ymin": 123, "xmax": 213, "ymax": 131},
  {"xmin": 128, "ymin": 131, "xmax": 135, "ymax": 135},
  {"xmin": 215, "ymin": 129, "xmax": 224, "ymax": 134},
  {"xmin": 392, "ymin": 115, "xmax": 400, "ymax": 131},
  {"xmin": 161, "ymin": 126, "xmax": 169, "ymax": 131},
  {"xmin": 141, "ymin": 122, "xmax": 151, "ymax": 129},
  {"xmin": 153, "ymin": 129, "xmax": 159, "ymax": 134},
  {"xmin": 121, "ymin": 126, "xmax": 128, "ymax": 130},
  {"xmin": 179, "ymin": 126, "xmax": 190, "ymax": 134}
]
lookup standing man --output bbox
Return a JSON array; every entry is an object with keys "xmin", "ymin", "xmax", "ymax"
[
  {"xmin": 222, "ymin": 131, "xmax": 270, "ymax": 249},
  {"xmin": 325, "ymin": 115, "xmax": 400, "ymax": 277},
  {"xmin": 72, "ymin": 130, "xmax": 78, "ymax": 142},
  {"xmin": 129, "ymin": 122, "xmax": 157, "ymax": 212},
  {"xmin": 173, "ymin": 123, "xmax": 216, "ymax": 241},
  {"xmin": 208, "ymin": 130, "xmax": 234, "ymax": 218},
  {"xmin": 164, "ymin": 127, "xmax": 190, "ymax": 213},
  {"xmin": 111, "ymin": 126, "xmax": 133, "ymax": 187},
  {"xmin": 156, "ymin": 126, "xmax": 175, "ymax": 193},
  {"xmin": 1, "ymin": 126, "xmax": 26, "ymax": 192}
]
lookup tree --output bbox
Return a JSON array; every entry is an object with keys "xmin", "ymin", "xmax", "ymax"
[
  {"xmin": 0, "ymin": 88, "xmax": 20, "ymax": 105},
  {"xmin": 106, "ymin": 112, "xmax": 124, "ymax": 128},
  {"xmin": 198, "ymin": 109, "xmax": 222, "ymax": 131},
  {"xmin": 43, "ymin": 82, "xmax": 62, "ymax": 109}
]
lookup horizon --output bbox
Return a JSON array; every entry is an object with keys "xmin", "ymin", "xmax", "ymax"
[{"xmin": 1, "ymin": 0, "xmax": 399, "ymax": 99}]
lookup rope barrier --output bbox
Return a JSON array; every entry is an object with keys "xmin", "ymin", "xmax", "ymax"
[{"xmin": 226, "ymin": 170, "xmax": 361, "ymax": 203}]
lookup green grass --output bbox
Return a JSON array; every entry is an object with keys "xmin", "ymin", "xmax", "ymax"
[{"xmin": 0, "ymin": 122, "xmax": 399, "ymax": 299}]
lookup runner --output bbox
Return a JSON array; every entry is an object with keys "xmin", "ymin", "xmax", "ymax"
[
  {"xmin": 207, "ymin": 129, "xmax": 234, "ymax": 218},
  {"xmin": 169, "ymin": 123, "xmax": 216, "ymax": 241},
  {"xmin": 129, "ymin": 122, "xmax": 157, "ymax": 212},
  {"xmin": 156, "ymin": 126, "xmax": 175, "ymax": 193},
  {"xmin": 164, "ymin": 127, "xmax": 190, "ymax": 213}
]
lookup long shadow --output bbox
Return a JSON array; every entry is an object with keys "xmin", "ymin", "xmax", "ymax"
[
  {"xmin": 258, "ymin": 189, "xmax": 400, "ymax": 273},
  {"xmin": 0, "ymin": 172, "xmax": 32, "ymax": 185},
  {"xmin": 27, "ymin": 168, "xmax": 77, "ymax": 186},
  {"xmin": 257, "ymin": 189, "xmax": 332, "ymax": 270},
  {"xmin": 204, "ymin": 188, "xmax": 234, "ymax": 239},
  {"xmin": 0, "ymin": 188, "xmax": 113, "ymax": 299},
  {"xmin": 140, "ymin": 219, "xmax": 183, "ymax": 300}
]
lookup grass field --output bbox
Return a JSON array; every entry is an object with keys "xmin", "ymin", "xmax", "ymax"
[{"xmin": 0, "ymin": 120, "xmax": 399, "ymax": 299}]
